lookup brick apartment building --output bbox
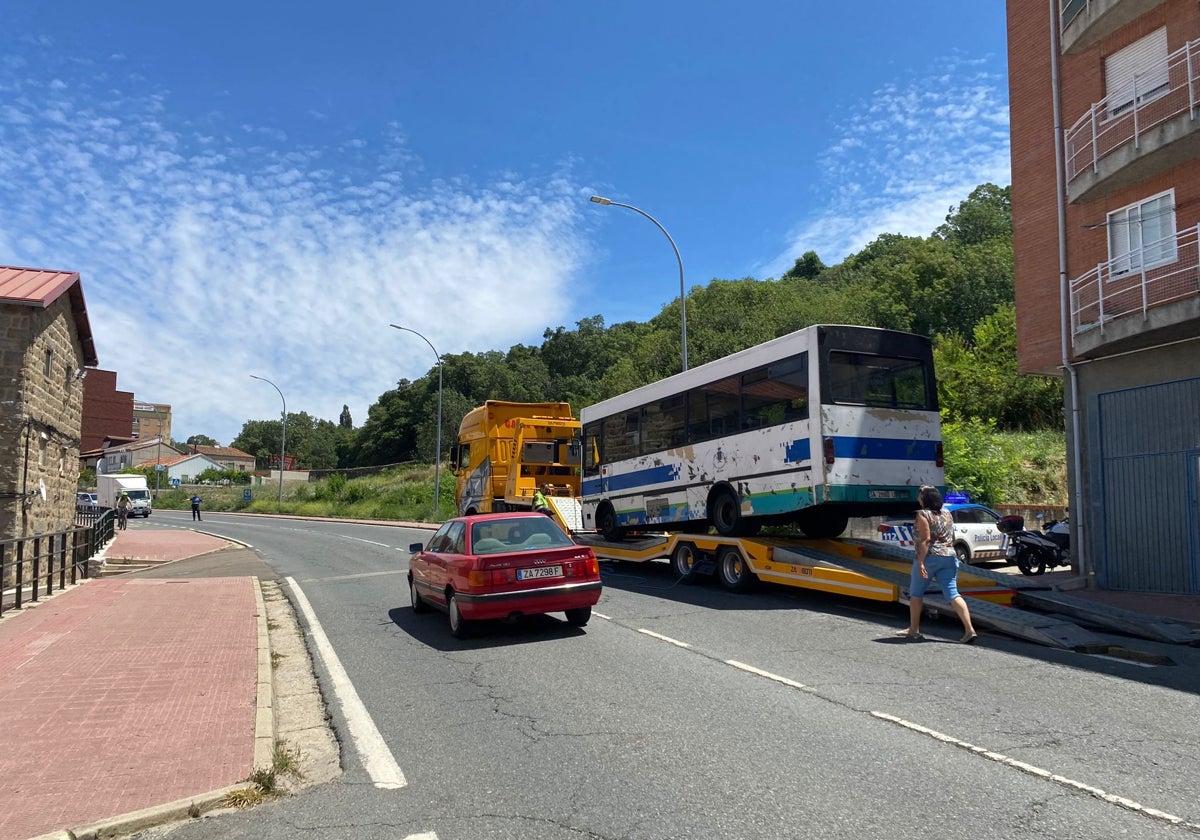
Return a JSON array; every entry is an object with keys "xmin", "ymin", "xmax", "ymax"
[{"xmin": 1008, "ymin": 0, "xmax": 1200, "ymax": 593}]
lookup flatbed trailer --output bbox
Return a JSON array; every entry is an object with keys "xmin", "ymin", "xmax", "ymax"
[{"xmin": 573, "ymin": 531, "xmax": 1016, "ymax": 606}]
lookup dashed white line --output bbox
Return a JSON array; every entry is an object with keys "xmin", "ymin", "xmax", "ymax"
[
  {"xmin": 871, "ymin": 711, "xmax": 1200, "ymax": 831},
  {"xmin": 286, "ymin": 576, "xmax": 407, "ymax": 789},
  {"xmin": 726, "ymin": 660, "xmax": 810, "ymax": 692},
  {"xmin": 637, "ymin": 628, "xmax": 691, "ymax": 648},
  {"xmin": 618, "ymin": 619, "xmax": 1194, "ymax": 832}
]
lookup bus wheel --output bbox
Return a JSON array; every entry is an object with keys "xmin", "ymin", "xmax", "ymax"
[
  {"xmin": 670, "ymin": 542, "xmax": 700, "ymax": 580},
  {"xmin": 717, "ymin": 545, "xmax": 755, "ymax": 592},
  {"xmin": 797, "ymin": 510, "xmax": 848, "ymax": 539},
  {"xmin": 599, "ymin": 504, "xmax": 625, "ymax": 542},
  {"xmin": 709, "ymin": 488, "xmax": 743, "ymax": 537}
]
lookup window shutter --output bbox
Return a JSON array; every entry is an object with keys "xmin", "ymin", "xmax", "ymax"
[{"xmin": 1105, "ymin": 28, "xmax": 1169, "ymax": 113}]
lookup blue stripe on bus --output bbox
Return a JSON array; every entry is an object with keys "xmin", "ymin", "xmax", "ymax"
[
  {"xmin": 829, "ymin": 437, "xmax": 939, "ymax": 461},
  {"xmin": 783, "ymin": 438, "xmax": 811, "ymax": 463},
  {"xmin": 583, "ymin": 463, "xmax": 681, "ymax": 497}
]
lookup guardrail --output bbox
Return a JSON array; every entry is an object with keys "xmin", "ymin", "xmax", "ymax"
[
  {"xmin": 1065, "ymin": 38, "xmax": 1200, "ymax": 184},
  {"xmin": 1070, "ymin": 223, "xmax": 1200, "ymax": 337},
  {"xmin": 1, "ymin": 510, "xmax": 115, "ymax": 617}
]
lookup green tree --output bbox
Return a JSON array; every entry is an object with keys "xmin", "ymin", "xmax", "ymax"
[{"xmin": 186, "ymin": 434, "xmax": 218, "ymax": 447}]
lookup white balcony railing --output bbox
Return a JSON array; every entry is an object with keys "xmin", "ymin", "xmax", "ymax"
[
  {"xmin": 1065, "ymin": 38, "xmax": 1200, "ymax": 184},
  {"xmin": 1070, "ymin": 222, "xmax": 1200, "ymax": 337}
]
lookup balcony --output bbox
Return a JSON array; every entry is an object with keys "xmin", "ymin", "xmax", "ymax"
[
  {"xmin": 1064, "ymin": 38, "xmax": 1200, "ymax": 203},
  {"xmin": 1070, "ymin": 222, "xmax": 1200, "ymax": 355},
  {"xmin": 1060, "ymin": 0, "xmax": 1166, "ymax": 55}
]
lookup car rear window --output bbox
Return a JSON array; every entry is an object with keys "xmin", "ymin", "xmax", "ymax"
[{"xmin": 471, "ymin": 519, "xmax": 574, "ymax": 553}]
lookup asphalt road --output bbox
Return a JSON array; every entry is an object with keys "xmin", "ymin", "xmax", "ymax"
[{"xmin": 133, "ymin": 510, "xmax": 1200, "ymax": 840}]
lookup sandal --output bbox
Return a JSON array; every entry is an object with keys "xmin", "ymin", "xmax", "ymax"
[
  {"xmin": 960, "ymin": 632, "xmax": 979, "ymax": 645},
  {"xmin": 896, "ymin": 629, "xmax": 924, "ymax": 640}
]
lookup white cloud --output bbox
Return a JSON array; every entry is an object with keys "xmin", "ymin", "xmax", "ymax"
[
  {"xmin": 758, "ymin": 56, "xmax": 1011, "ymax": 277},
  {"xmin": 1, "ymin": 65, "xmax": 588, "ymax": 446}
]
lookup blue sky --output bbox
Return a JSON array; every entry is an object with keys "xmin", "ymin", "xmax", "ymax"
[{"xmin": 0, "ymin": 1, "xmax": 1011, "ymax": 447}]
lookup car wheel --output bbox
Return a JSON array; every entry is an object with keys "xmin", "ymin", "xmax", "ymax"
[
  {"xmin": 448, "ymin": 593, "xmax": 473, "ymax": 638},
  {"xmin": 410, "ymin": 577, "xmax": 429, "ymax": 613},
  {"xmin": 670, "ymin": 541, "xmax": 699, "ymax": 580},
  {"xmin": 716, "ymin": 544, "xmax": 756, "ymax": 592},
  {"xmin": 955, "ymin": 543, "xmax": 971, "ymax": 565},
  {"xmin": 565, "ymin": 606, "xmax": 591, "ymax": 627}
]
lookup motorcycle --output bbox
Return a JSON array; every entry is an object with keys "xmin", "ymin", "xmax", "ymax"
[
  {"xmin": 1041, "ymin": 515, "xmax": 1070, "ymax": 553},
  {"xmin": 998, "ymin": 514, "xmax": 1070, "ymax": 576}
]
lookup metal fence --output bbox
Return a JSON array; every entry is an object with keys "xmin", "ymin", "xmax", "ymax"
[
  {"xmin": 1065, "ymin": 38, "xmax": 1200, "ymax": 184},
  {"xmin": 1, "ymin": 510, "xmax": 115, "ymax": 617},
  {"xmin": 1070, "ymin": 223, "xmax": 1200, "ymax": 338}
]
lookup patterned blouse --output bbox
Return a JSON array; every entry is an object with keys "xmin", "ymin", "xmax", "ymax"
[{"xmin": 921, "ymin": 509, "xmax": 956, "ymax": 557}]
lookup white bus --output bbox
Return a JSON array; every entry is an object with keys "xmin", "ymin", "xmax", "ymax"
[{"xmin": 580, "ymin": 325, "xmax": 943, "ymax": 540}]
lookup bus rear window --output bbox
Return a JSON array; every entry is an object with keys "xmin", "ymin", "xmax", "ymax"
[{"xmin": 827, "ymin": 352, "xmax": 932, "ymax": 409}]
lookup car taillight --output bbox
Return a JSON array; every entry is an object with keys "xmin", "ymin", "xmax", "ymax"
[{"xmin": 823, "ymin": 437, "xmax": 835, "ymax": 465}]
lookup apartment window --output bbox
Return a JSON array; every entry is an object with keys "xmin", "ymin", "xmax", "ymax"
[
  {"xmin": 1108, "ymin": 190, "xmax": 1177, "ymax": 275},
  {"xmin": 43, "ymin": 348, "xmax": 53, "ymax": 377},
  {"xmin": 1106, "ymin": 28, "xmax": 1169, "ymax": 117}
]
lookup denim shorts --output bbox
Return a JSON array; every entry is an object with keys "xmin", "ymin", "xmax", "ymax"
[{"xmin": 909, "ymin": 552, "xmax": 961, "ymax": 600}]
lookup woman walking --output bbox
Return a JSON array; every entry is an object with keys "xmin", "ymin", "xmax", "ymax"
[{"xmin": 897, "ymin": 485, "xmax": 978, "ymax": 644}]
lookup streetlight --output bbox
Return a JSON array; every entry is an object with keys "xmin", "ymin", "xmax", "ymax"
[
  {"xmin": 249, "ymin": 374, "xmax": 286, "ymax": 507},
  {"xmin": 390, "ymin": 324, "xmax": 443, "ymax": 519},
  {"xmin": 589, "ymin": 195, "xmax": 688, "ymax": 372}
]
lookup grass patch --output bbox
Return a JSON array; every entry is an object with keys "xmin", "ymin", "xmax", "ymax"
[{"xmin": 221, "ymin": 742, "xmax": 302, "ymax": 808}]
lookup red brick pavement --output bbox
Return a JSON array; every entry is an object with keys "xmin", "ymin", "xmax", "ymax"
[
  {"xmin": 104, "ymin": 528, "xmax": 233, "ymax": 562},
  {"xmin": 0, "ymin": 577, "xmax": 258, "ymax": 840}
]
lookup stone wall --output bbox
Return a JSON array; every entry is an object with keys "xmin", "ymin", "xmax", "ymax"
[{"xmin": 0, "ymin": 297, "xmax": 87, "ymax": 582}]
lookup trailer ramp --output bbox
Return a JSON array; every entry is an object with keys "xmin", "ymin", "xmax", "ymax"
[
  {"xmin": 1013, "ymin": 591, "xmax": 1200, "ymax": 645},
  {"xmin": 548, "ymin": 496, "xmax": 583, "ymax": 532},
  {"xmin": 790, "ymin": 542, "xmax": 1110, "ymax": 651},
  {"xmin": 850, "ymin": 539, "xmax": 1200, "ymax": 646}
]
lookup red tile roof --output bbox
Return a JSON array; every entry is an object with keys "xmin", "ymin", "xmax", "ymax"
[{"xmin": 0, "ymin": 265, "xmax": 99, "ymax": 366}]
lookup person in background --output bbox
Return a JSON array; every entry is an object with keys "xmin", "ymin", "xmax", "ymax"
[
  {"xmin": 897, "ymin": 484, "xmax": 978, "ymax": 644},
  {"xmin": 533, "ymin": 484, "xmax": 553, "ymax": 516},
  {"xmin": 116, "ymin": 491, "xmax": 131, "ymax": 530},
  {"xmin": 190, "ymin": 493, "xmax": 203, "ymax": 521}
]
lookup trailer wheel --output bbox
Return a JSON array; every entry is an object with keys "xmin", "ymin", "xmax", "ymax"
[
  {"xmin": 716, "ymin": 544, "xmax": 756, "ymax": 592},
  {"xmin": 670, "ymin": 542, "xmax": 700, "ymax": 580}
]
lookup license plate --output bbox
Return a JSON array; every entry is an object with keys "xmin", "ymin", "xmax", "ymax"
[
  {"xmin": 517, "ymin": 565, "xmax": 563, "ymax": 581},
  {"xmin": 868, "ymin": 490, "xmax": 903, "ymax": 499}
]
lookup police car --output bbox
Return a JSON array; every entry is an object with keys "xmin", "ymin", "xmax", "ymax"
[{"xmin": 876, "ymin": 499, "xmax": 1009, "ymax": 565}]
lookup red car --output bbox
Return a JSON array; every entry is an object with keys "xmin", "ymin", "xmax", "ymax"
[{"xmin": 408, "ymin": 512, "xmax": 602, "ymax": 638}]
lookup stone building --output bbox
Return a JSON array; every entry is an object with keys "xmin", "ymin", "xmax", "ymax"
[
  {"xmin": 0, "ymin": 266, "xmax": 99, "ymax": 566},
  {"xmin": 1007, "ymin": 1, "xmax": 1200, "ymax": 593}
]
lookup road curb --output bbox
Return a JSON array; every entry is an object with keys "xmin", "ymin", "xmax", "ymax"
[{"xmin": 25, "ymin": 784, "xmax": 249, "ymax": 840}]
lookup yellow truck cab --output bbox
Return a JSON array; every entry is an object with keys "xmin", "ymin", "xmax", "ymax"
[{"xmin": 451, "ymin": 401, "xmax": 581, "ymax": 517}]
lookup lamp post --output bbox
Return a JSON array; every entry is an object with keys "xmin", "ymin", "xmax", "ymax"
[
  {"xmin": 390, "ymin": 324, "xmax": 443, "ymax": 519},
  {"xmin": 589, "ymin": 195, "xmax": 688, "ymax": 372},
  {"xmin": 249, "ymin": 374, "xmax": 286, "ymax": 507}
]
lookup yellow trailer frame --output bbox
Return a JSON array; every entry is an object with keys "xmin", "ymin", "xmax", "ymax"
[{"xmin": 577, "ymin": 532, "xmax": 1014, "ymax": 606}]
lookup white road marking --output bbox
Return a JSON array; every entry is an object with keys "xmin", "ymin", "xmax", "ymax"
[
  {"xmin": 286, "ymin": 576, "xmax": 407, "ymax": 789},
  {"xmin": 637, "ymin": 628, "xmax": 691, "ymax": 648},
  {"xmin": 403, "ymin": 833, "xmax": 438, "ymax": 839},
  {"xmin": 594, "ymin": 611, "xmax": 612, "ymax": 620},
  {"xmin": 726, "ymin": 660, "xmax": 810, "ymax": 692},
  {"xmin": 611, "ymin": 617, "xmax": 1191, "ymax": 831},
  {"xmin": 872, "ymin": 711, "xmax": 1200, "ymax": 831}
]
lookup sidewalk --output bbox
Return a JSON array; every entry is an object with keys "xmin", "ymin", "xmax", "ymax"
[{"xmin": 0, "ymin": 531, "xmax": 270, "ymax": 840}]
